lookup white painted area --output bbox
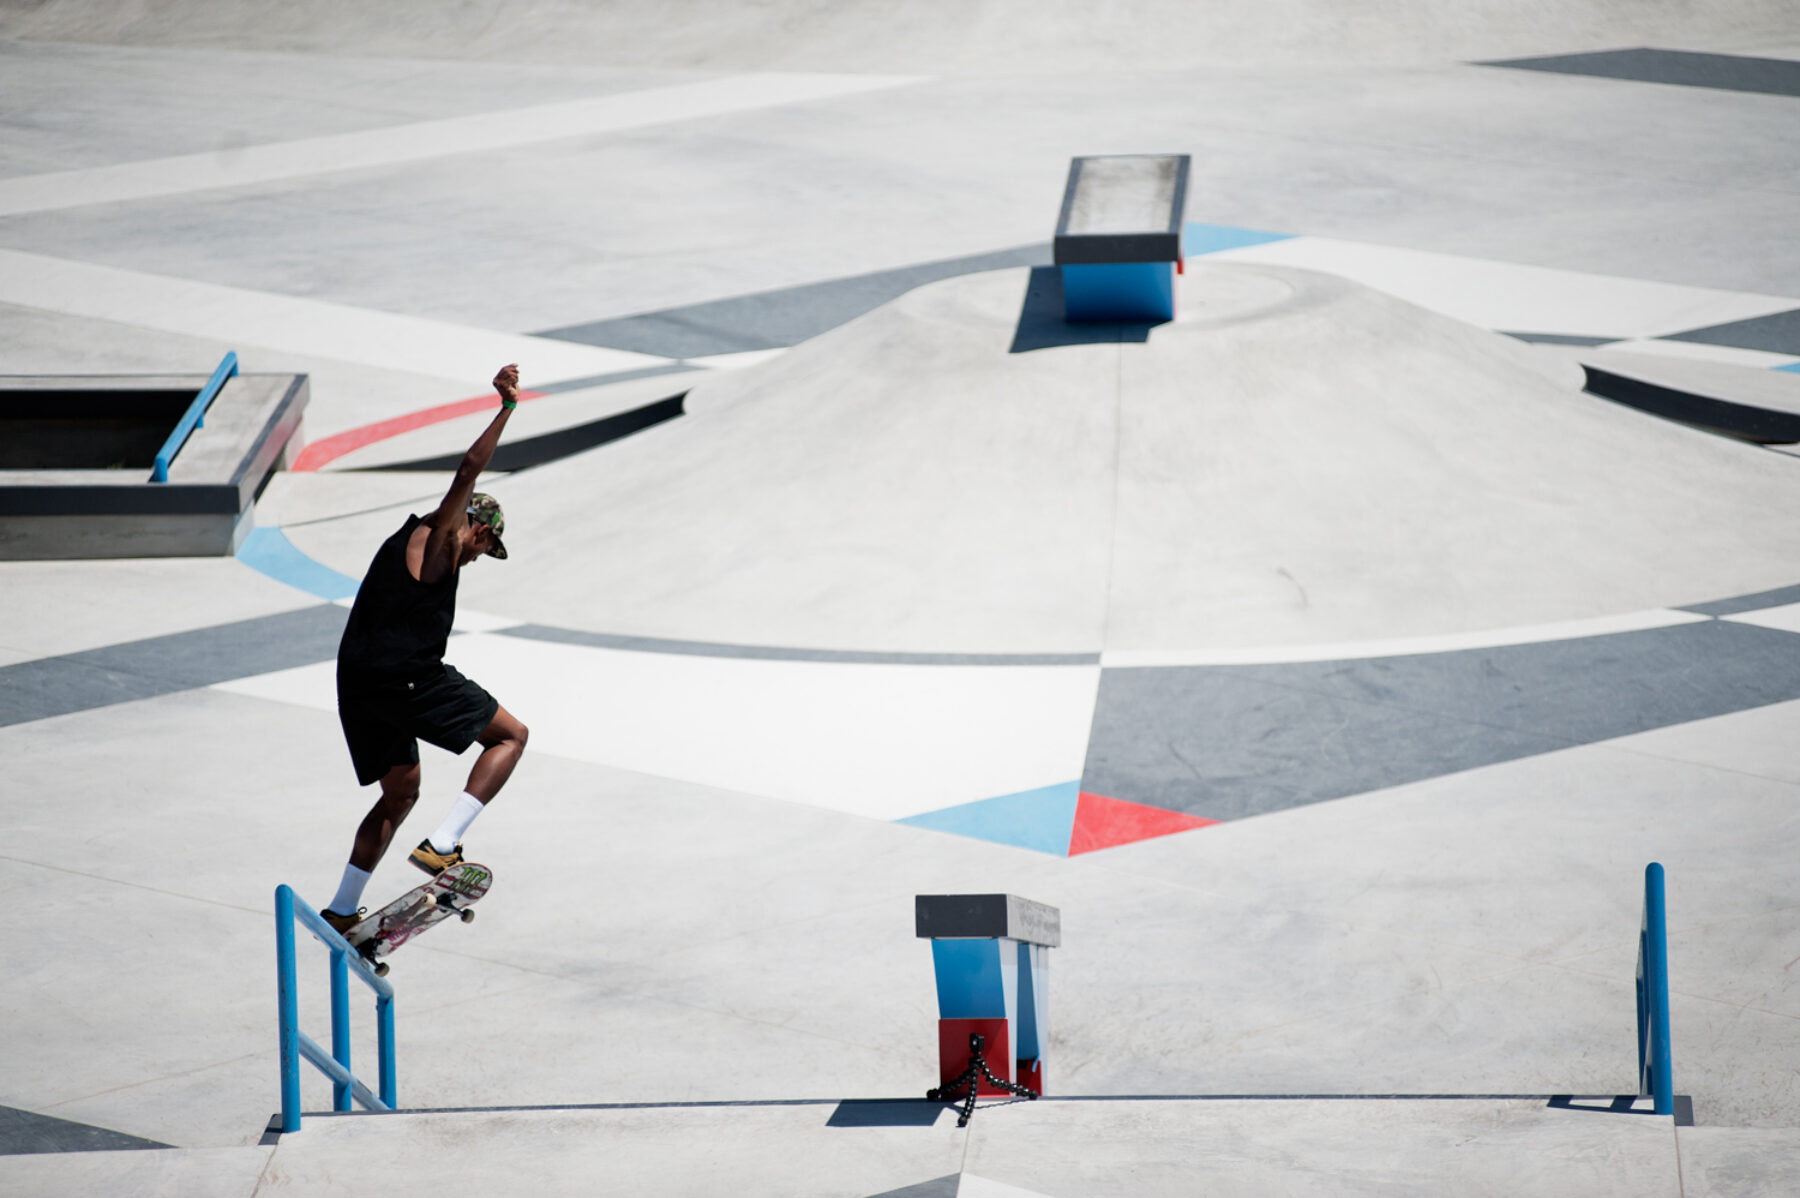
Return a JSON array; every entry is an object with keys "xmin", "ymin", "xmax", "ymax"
[
  {"xmin": 452, "ymin": 607, "xmax": 525, "ymax": 634},
  {"xmin": 683, "ymin": 348, "xmax": 791, "ymax": 371},
  {"xmin": 1601, "ymin": 338, "xmax": 1800, "ymax": 371},
  {"xmin": 959, "ymin": 1175, "xmax": 1059, "ymax": 1198},
  {"xmin": 1723, "ymin": 602, "xmax": 1800, "ymax": 635},
  {"xmin": 0, "ymin": 248, "xmax": 668, "ymax": 383},
  {"xmin": 1209, "ymin": 236, "xmax": 1800, "ymax": 341},
  {"xmin": 0, "ymin": 73, "xmax": 925, "ymax": 217},
  {"xmin": 212, "ymin": 633, "xmax": 1099, "ymax": 820},
  {"xmin": 1102, "ymin": 608, "xmax": 1712, "ymax": 667}
]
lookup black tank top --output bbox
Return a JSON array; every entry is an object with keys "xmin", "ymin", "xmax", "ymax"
[{"xmin": 337, "ymin": 515, "xmax": 459, "ymax": 679}]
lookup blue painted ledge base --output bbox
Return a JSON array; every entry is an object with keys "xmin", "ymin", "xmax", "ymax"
[{"xmin": 1061, "ymin": 262, "xmax": 1174, "ymax": 322}]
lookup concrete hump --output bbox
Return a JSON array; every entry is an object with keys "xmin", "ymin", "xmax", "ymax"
[{"xmin": 461, "ymin": 262, "xmax": 1800, "ymax": 657}]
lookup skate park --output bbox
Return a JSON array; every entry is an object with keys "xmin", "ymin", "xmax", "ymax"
[{"xmin": 5, "ymin": 1, "xmax": 1800, "ymax": 1193}]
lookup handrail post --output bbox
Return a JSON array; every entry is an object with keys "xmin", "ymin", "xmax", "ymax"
[
  {"xmin": 329, "ymin": 947, "xmax": 352, "ymax": 1112},
  {"xmin": 274, "ymin": 884, "xmax": 399, "ymax": 1131},
  {"xmin": 275, "ymin": 886, "xmax": 302, "ymax": 1133},
  {"xmin": 1637, "ymin": 862, "xmax": 1674, "ymax": 1116},
  {"xmin": 378, "ymin": 993, "xmax": 397, "ymax": 1109}
]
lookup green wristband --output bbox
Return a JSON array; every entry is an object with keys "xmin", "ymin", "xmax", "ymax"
[{"xmin": 501, "ymin": 398, "xmax": 517, "ymax": 410}]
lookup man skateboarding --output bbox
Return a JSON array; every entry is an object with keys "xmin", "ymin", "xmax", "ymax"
[{"xmin": 321, "ymin": 364, "xmax": 530, "ymax": 935}]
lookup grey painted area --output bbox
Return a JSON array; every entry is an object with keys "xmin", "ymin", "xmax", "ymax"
[
  {"xmin": 1482, "ymin": 48, "xmax": 1800, "ymax": 98},
  {"xmin": 0, "ymin": 1105, "xmax": 170, "ymax": 1156},
  {"xmin": 499, "ymin": 623, "xmax": 1098, "ymax": 666},
  {"xmin": 1503, "ymin": 332, "xmax": 1618, "ymax": 347},
  {"xmin": 535, "ymin": 244, "xmax": 1050, "ymax": 359},
  {"xmin": 1082, "ymin": 620, "xmax": 1800, "ymax": 820},
  {"xmin": 1679, "ymin": 582, "xmax": 1800, "ymax": 617},
  {"xmin": 864, "ymin": 1174, "xmax": 961, "ymax": 1198},
  {"xmin": 1665, "ymin": 307, "xmax": 1800, "ymax": 355},
  {"xmin": 0, "ymin": 603, "xmax": 344, "ymax": 727}
]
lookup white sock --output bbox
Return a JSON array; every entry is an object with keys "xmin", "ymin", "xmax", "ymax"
[
  {"xmin": 328, "ymin": 863, "xmax": 372, "ymax": 915},
  {"xmin": 429, "ymin": 791, "xmax": 486, "ymax": 854}
]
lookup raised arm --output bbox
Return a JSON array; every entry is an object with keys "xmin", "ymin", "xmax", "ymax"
[{"xmin": 417, "ymin": 364, "xmax": 518, "ymax": 580}]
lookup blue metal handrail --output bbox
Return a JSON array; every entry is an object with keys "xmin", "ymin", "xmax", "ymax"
[
  {"xmin": 151, "ymin": 351, "xmax": 238, "ymax": 482},
  {"xmin": 275, "ymin": 884, "xmax": 396, "ymax": 1132},
  {"xmin": 1635, "ymin": 862, "xmax": 1673, "ymax": 1115}
]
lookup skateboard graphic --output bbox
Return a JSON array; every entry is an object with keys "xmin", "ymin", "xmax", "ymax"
[{"xmin": 335, "ymin": 862, "xmax": 493, "ymax": 976}]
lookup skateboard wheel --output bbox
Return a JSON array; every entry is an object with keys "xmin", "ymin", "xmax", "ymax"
[
  {"xmin": 373, "ymin": 961, "xmax": 390, "ymax": 977},
  {"xmin": 459, "ymin": 909, "xmax": 475, "ymax": 924}
]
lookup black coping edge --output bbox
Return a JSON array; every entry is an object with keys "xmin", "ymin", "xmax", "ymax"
[
  {"xmin": 357, "ymin": 393, "xmax": 684, "ymax": 474},
  {"xmin": 1582, "ymin": 364, "xmax": 1800, "ymax": 444},
  {"xmin": 1054, "ymin": 232, "xmax": 1184, "ymax": 265},
  {"xmin": 915, "ymin": 893, "xmax": 1061, "ymax": 946}
]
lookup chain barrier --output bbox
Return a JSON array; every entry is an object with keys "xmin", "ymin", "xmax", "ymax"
[{"xmin": 926, "ymin": 1032, "xmax": 1039, "ymax": 1127}]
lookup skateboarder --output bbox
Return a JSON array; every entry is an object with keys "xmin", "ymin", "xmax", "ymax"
[{"xmin": 321, "ymin": 365, "xmax": 530, "ymax": 934}]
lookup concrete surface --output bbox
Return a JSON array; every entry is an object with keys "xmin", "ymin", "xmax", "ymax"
[{"xmin": 4, "ymin": 4, "xmax": 1799, "ymax": 1195}]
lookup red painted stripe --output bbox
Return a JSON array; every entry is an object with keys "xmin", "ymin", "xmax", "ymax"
[
  {"xmin": 290, "ymin": 389, "xmax": 545, "ymax": 472},
  {"xmin": 1067, "ymin": 791, "xmax": 1217, "ymax": 856}
]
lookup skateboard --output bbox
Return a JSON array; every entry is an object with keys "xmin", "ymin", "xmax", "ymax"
[{"xmin": 335, "ymin": 862, "xmax": 493, "ymax": 976}]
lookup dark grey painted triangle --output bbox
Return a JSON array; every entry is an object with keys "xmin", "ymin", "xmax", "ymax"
[
  {"xmin": 1665, "ymin": 307, "xmax": 1800, "ymax": 356},
  {"xmin": 0, "ymin": 603, "xmax": 349, "ymax": 728},
  {"xmin": 0, "ymin": 1105, "xmax": 171, "ymax": 1156},
  {"xmin": 1478, "ymin": 49, "xmax": 1800, "ymax": 99},
  {"xmin": 535, "ymin": 244, "xmax": 1050, "ymax": 359},
  {"xmin": 864, "ymin": 1175, "xmax": 961, "ymax": 1198}
]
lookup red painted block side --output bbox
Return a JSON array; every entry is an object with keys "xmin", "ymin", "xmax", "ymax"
[
  {"xmin": 1016, "ymin": 1057, "xmax": 1043, "ymax": 1095},
  {"xmin": 938, "ymin": 1018, "xmax": 1012, "ymax": 1095},
  {"xmin": 1067, "ymin": 791, "xmax": 1218, "ymax": 856}
]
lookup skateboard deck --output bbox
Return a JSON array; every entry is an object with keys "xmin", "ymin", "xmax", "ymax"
[{"xmin": 338, "ymin": 862, "xmax": 493, "ymax": 975}]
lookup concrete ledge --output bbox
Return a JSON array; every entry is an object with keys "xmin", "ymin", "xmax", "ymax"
[
  {"xmin": 0, "ymin": 372, "xmax": 308, "ymax": 559},
  {"xmin": 916, "ymin": 894, "xmax": 1061, "ymax": 947}
]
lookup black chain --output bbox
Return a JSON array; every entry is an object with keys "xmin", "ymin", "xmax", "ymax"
[{"xmin": 926, "ymin": 1033, "xmax": 1039, "ymax": 1127}]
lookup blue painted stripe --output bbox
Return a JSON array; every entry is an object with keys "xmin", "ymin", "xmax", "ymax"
[
  {"xmin": 238, "ymin": 526, "xmax": 360, "ymax": 601},
  {"xmin": 1183, "ymin": 222, "xmax": 1293, "ymax": 257},
  {"xmin": 1776, "ymin": 361, "xmax": 1800, "ymax": 374},
  {"xmin": 898, "ymin": 781, "xmax": 1081, "ymax": 855}
]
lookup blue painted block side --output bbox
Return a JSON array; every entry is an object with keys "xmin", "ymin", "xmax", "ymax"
[
  {"xmin": 931, "ymin": 938, "xmax": 1018, "ymax": 1019},
  {"xmin": 898, "ymin": 781, "xmax": 1082, "ymax": 855},
  {"xmin": 1182, "ymin": 222, "xmax": 1294, "ymax": 256},
  {"xmin": 238, "ymin": 526, "xmax": 360, "ymax": 601},
  {"xmin": 1015, "ymin": 940, "xmax": 1049, "ymax": 1061},
  {"xmin": 1062, "ymin": 262, "xmax": 1174, "ymax": 322}
]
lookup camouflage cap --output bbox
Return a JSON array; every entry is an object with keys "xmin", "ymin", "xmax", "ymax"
[{"xmin": 466, "ymin": 493, "xmax": 508, "ymax": 559}]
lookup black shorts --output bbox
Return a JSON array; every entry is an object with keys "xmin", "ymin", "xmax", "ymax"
[{"xmin": 337, "ymin": 663, "xmax": 500, "ymax": 787}]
